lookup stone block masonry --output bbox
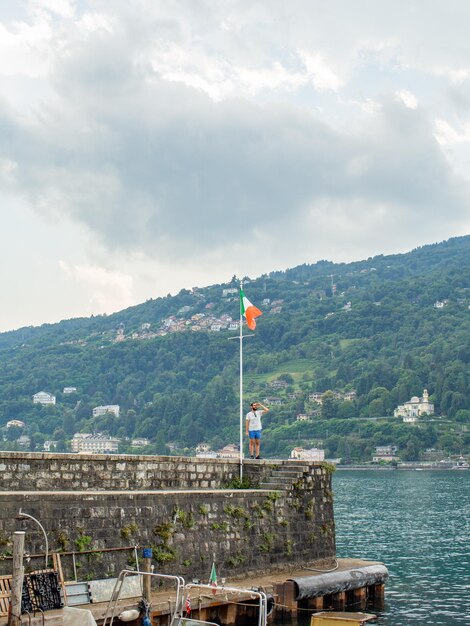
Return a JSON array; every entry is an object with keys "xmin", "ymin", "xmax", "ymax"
[
  {"xmin": 0, "ymin": 452, "xmax": 336, "ymax": 582},
  {"xmin": 0, "ymin": 452, "xmax": 277, "ymax": 491}
]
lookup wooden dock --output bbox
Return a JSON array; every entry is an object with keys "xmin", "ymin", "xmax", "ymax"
[{"xmin": 0, "ymin": 558, "xmax": 387, "ymax": 625}]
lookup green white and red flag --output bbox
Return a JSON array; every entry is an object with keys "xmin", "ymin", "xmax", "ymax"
[
  {"xmin": 240, "ymin": 289, "xmax": 262, "ymax": 331},
  {"xmin": 209, "ymin": 562, "xmax": 217, "ymax": 594}
]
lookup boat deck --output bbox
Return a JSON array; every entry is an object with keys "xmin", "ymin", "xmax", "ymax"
[{"xmin": 0, "ymin": 559, "xmax": 385, "ymax": 625}]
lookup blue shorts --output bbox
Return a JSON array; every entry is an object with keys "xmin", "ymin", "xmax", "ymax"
[{"xmin": 249, "ymin": 430, "xmax": 261, "ymax": 439}]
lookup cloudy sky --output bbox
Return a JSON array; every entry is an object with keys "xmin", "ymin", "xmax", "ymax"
[{"xmin": 1, "ymin": 0, "xmax": 470, "ymax": 332}]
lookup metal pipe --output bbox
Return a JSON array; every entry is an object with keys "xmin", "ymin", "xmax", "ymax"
[{"xmin": 17, "ymin": 510, "xmax": 48, "ymax": 570}]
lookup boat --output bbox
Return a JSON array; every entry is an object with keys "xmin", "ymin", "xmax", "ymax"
[{"xmin": 102, "ymin": 569, "xmax": 268, "ymax": 626}]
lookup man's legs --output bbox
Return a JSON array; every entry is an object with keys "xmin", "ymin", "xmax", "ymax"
[{"xmin": 249, "ymin": 431, "xmax": 261, "ymax": 458}]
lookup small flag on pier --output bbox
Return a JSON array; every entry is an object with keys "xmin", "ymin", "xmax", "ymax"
[
  {"xmin": 209, "ymin": 562, "xmax": 217, "ymax": 594},
  {"xmin": 185, "ymin": 594, "xmax": 191, "ymax": 615}
]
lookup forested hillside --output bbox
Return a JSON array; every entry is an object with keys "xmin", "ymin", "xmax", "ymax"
[{"xmin": 0, "ymin": 235, "xmax": 469, "ymax": 462}]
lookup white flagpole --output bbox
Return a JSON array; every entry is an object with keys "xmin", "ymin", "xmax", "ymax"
[{"xmin": 239, "ymin": 280, "xmax": 244, "ymax": 481}]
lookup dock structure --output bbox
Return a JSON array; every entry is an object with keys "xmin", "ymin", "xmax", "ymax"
[
  {"xmin": 0, "ymin": 452, "xmax": 389, "ymax": 624},
  {"xmin": 0, "ymin": 559, "xmax": 387, "ymax": 625}
]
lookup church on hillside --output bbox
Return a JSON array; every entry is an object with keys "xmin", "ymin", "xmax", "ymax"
[{"xmin": 394, "ymin": 389, "xmax": 434, "ymax": 420}]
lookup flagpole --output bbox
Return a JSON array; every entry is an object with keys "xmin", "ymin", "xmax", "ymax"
[{"xmin": 239, "ymin": 280, "xmax": 244, "ymax": 481}]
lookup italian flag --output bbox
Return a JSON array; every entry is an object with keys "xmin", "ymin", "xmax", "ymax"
[
  {"xmin": 240, "ymin": 289, "xmax": 262, "ymax": 330},
  {"xmin": 209, "ymin": 562, "xmax": 217, "ymax": 594}
]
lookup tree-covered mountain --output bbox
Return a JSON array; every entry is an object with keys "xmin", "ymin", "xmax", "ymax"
[{"xmin": 0, "ymin": 235, "xmax": 469, "ymax": 462}]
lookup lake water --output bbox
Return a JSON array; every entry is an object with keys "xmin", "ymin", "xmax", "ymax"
[{"xmin": 332, "ymin": 470, "xmax": 470, "ymax": 625}]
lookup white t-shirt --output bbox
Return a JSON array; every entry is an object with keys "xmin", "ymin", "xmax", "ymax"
[{"xmin": 246, "ymin": 409, "xmax": 263, "ymax": 431}]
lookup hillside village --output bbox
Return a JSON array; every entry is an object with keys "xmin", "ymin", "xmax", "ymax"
[
  {"xmin": 2, "ymin": 381, "xmax": 465, "ymax": 468},
  {"xmin": 0, "ymin": 237, "xmax": 469, "ymax": 465}
]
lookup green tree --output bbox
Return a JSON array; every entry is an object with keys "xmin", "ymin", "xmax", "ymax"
[{"xmin": 321, "ymin": 392, "xmax": 338, "ymax": 419}]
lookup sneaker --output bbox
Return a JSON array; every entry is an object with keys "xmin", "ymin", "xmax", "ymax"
[
  {"xmin": 256, "ymin": 456, "xmax": 261, "ymax": 459},
  {"xmin": 250, "ymin": 455, "xmax": 254, "ymax": 459}
]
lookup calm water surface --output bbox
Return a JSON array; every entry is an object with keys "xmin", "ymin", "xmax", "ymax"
[{"xmin": 332, "ymin": 470, "xmax": 470, "ymax": 625}]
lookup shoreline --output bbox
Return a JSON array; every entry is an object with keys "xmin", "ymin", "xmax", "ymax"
[{"xmin": 335, "ymin": 464, "xmax": 467, "ymax": 471}]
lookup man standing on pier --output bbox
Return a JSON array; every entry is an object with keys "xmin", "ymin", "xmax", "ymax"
[{"xmin": 246, "ymin": 401, "xmax": 269, "ymax": 459}]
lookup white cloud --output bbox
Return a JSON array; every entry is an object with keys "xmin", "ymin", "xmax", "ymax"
[
  {"xmin": 0, "ymin": 17, "xmax": 53, "ymax": 77},
  {"xmin": 59, "ymin": 261, "xmax": 134, "ymax": 313},
  {"xmin": 27, "ymin": 0, "xmax": 76, "ymax": 20},
  {"xmin": 395, "ymin": 89, "xmax": 418, "ymax": 109},
  {"xmin": 298, "ymin": 51, "xmax": 343, "ymax": 92},
  {"xmin": 434, "ymin": 118, "xmax": 470, "ymax": 146}
]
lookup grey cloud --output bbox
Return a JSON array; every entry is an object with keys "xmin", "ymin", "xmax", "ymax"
[
  {"xmin": 2, "ymin": 82, "xmax": 466, "ymax": 263},
  {"xmin": 1, "ymin": 1, "xmax": 469, "ymax": 265}
]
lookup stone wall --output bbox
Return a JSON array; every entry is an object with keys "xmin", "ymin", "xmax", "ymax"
[
  {"xmin": 0, "ymin": 452, "xmax": 336, "ymax": 582},
  {"xmin": 0, "ymin": 451, "xmax": 275, "ymax": 491}
]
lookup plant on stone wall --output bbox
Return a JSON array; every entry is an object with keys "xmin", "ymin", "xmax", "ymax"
[
  {"xmin": 211, "ymin": 521, "xmax": 229, "ymax": 532},
  {"xmin": 173, "ymin": 507, "xmax": 195, "ymax": 529},
  {"xmin": 182, "ymin": 559, "xmax": 192, "ymax": 567},
  {"xmin": 304, "ymin": 502, "xmax": 314, "ymax": 520},
  {"xmin": 75, "ymin": 531, "xmax": 93, "ymax": 553},
  {"xmin": 223, "ymin": 476, "xmax": 253, "ymax": 489},
  {"xmin": 243, "ymin": 519, "xmax": 254, "ymax": 530},
  {"xmin": 153, "ymin": 522, "xmax": 175, "ymax": 542},
  {"xmin": 227, "ymin": 552, "xmax": 246, "ymax": 568},
  {"xmin": 224, "ymin": 504, "xmax": 248, "ymax": 520},
  {"xmin": 320, "ymin": 462, "xmax": 336, "ymax": 474},
  {"xmin": 56, "ymin": 531, "xmax": 69, "ymax": 552},
  {"xmin": 278, "ymin": 519, "xmax": 289, "ymax": 527},
  {"xmin": 284, "ymin": 539, "xmax": 293, "ymax": 556},
  {"xmin": 199, "ymin": 504, "xmax": 209, "ymax": 515},
  {"xmin": 154, "ymin": 545, "xmax": 176, "ymax": 564},
  {"xmin": 259, "ymin": 531, "xmax": 275, "ymax": 553},
  {"xmin": 288, "ymin": 497, "xmax": 302, "ymax": 510},
  {"xmin": 121, "ymin": 522, "xmax": 139, "ymax": 541},
  {"xmin": 262, "ymin": 499, "xmax": 274, "ymax": 513},
  {"xmin": 251, "ymin": 503, "xmax": 265, "ymax": 519},
  {"xmin": 266, "ymin": 492, "xmax": 280, "ymax": 502}
]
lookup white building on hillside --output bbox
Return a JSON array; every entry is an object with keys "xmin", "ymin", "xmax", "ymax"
[
  {"xmin": 63, "ymin": 387, "xmax": 77, "ymax": 394},
  {"xmin": 71, "ymin": 433, "xmax": 120, "ymax": 453},
  {"xmin": 17, "ymin": 435, "xmax": 31, "ymax": 448},
  {"xmin": 290, "ymin": 447, "xmax": 325, "ymax": 461},
  {"xmin": 373, "ymin": 445, "xmax": 399, "ymax": 462},
  {"xmin": 403, "ymin": 415, "xmax": 418, "ymax": 424},
  {"xmin": 217, "ymin": 444, "xmax": 240, "ymax": 459},
  {"xmin": 309, "ymin": 392, "xmax": 324, "ymax": 404},
  {"xmin": 394, "ymin": 389, "xmax": 434, "ymax": 420},
  {"xmin": 92, "ymin": 405, "xmax": 120, "ymax": 418},
  {"xmin": 33, "ymin": 391, "xmax": 56, "ymax": 405},
  {"xmin": 6, "ymin": 419, "xmax": 25, "ymax": 429},
  {"xmin": 196, "ymin": 449, "xmax": 218, "ymax": 459},
  {"xmin": 131, "ymin": 438, "xmax": 150, "ymax": 448}
]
